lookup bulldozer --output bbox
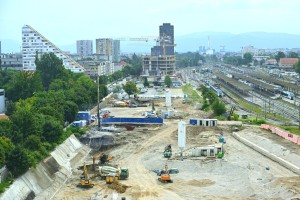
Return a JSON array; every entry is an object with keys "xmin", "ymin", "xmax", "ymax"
[
  {"xmin": 158, "ymin": 162, "xmax": 173, "ymax": 183},
  {"xmin": 78, "ymin": 163, "xmax": 94, "ymax": 188},
  {"xmin": 163, "ymin": 144, "xmax": 172, "ymax": 158},
  {"xmin": 93, "ymin": 153, "xmax": 112, "ymax": 170}
]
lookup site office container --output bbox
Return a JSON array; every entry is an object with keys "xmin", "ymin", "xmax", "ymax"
[{"xmin": 77, "ymin": 111, "xmax": 91, "ymax": 124}]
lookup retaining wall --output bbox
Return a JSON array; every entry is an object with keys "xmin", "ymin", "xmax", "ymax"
[
  {"xmin": 260, "ymin": 124, "xmax": 300, "ymax": 145},
  {"xmin": 0, "ymin": 135, "xmax": 85, "ymax": 200},
  {"xmin": 232, "ymin": 132, "xmax": 300, "ymax": 175}
]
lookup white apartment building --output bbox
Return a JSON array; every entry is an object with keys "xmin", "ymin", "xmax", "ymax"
[
  {"xmin": 82, "ymin": 61, "xmax": 115, "ymax": 78},
  {"xmin": 22, "ymin": 25, "xmax": 84, "ymax": 73},
  {"xmin": 76, "ymin": 40, "xmax": 93, "ymax": 56}
]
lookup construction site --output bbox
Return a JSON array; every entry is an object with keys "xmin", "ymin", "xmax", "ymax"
[{"xmin": 1, "ymin": 89, "xmax": 300, "ymax": 200}]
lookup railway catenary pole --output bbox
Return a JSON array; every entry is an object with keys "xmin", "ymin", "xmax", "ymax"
[{"xmin": 97, "ymin": 75, "xmax": 101, "ymax": 131}]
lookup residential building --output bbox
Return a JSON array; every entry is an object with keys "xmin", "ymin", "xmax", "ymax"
[
  {"xmin": 279, "ymin": 58, "xmax": 298, "ymax": 68},
  {"xmin": 22, "ymin": 25, "xmax": 84, "ymax": 73},
  {"xmin": 265, "ymin": 59, "xmax": 277, "ymax": 65},
  {"xmin": 113, "ymin": 40, "xmax": 120, "ymax": 62},
  {"xmin": 95, "ymin": 38, "xmax": 113, "ymax": 61},
  {"xmin": 241, "ymin": 45, "xmax": 257, "ymax": 55},
  {"xmin": 0, "ymin": 53, "xmax": 23, "ymax": 70},
  {"xmin": 80, "ymin": 60, "xmax": 114, "ymax": 78},
  {"xmin": 114, "ymin": 61, "xmax": 128, "ymax": 72},
  {"xmin": 76, "ymin": 40, "xmax": 93, "ymax": 56}
]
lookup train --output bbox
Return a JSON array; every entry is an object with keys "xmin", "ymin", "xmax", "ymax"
[
  {"xmin": 281, "ymin": 91, "xmax": 295, "ymax": 100},
  {"xmin": 210, "ymin": 85, "xmax": 223, "ymax": 97}
]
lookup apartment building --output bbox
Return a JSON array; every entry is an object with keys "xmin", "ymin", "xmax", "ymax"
[
  {"xmin": 95, "ymin": 38, "xmax": 120, "ymax": 62},
  {"xmin": 22, "ymin": 25, "xmax": 84, "ymax": 73},
  {"xmin": 80, "ymin": 60, "xmax": 115, "ymax": 78},
  {"xmin": 0, "ymin": 53, "xmax": 23, "ymax": 70},
  {"xmin": 76, "ymin": 40, "xmax": 93, "ymax": 56}
]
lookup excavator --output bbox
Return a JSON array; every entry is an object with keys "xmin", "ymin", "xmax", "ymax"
[
  {"xmin": 158, "ymin": 161, "xmax": 173, "ymax": 183},
  {"xmin": 93, "ymin": 153, "xmax": 112, "ymax": 170},
  {"xmin": 79, "ymin": 163, "xmax": 94, "ymax": 188}
]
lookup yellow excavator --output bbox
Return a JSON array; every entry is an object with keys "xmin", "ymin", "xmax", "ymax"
[
  {"xmin": 79, "ymin": 163, "xmax": 94, "ymax": 188},
  {"xmin": 93, "ymin": 153, "xmax": 113, "ymax": 170}
]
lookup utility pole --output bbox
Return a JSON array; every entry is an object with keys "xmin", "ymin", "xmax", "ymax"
[{"xmin": 97, "ymin": 75, "xmax": 101, "ymax": 131}]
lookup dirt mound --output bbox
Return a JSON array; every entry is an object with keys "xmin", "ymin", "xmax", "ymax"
[
  {"xmin": 108, "ymin": 182, "xmax": 130, "ymax": 193},
  {"xmin": 187, "ymin": 179, "xmax": 215, "ymax": 187}
]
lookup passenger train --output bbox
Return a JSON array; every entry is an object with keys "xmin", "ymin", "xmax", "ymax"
[{"xmin": 281, "ymin": 91, "xmax": 295, "ymax": 100}]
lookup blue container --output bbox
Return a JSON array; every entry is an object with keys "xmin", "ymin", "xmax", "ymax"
[
  {"xmin": 219, "ymin": 138, "xmax": 226, "ymax": 143},
  {"xmin": 190, "ymin": 119, "xmax": 197, "ymax": 125},
  {"xmin": 77, "ymin": 111, "xmax": 91, "ymax": 124},
  {"xmin": 164, "ymin": 113, "xmax": 168, "ymax": 119}
]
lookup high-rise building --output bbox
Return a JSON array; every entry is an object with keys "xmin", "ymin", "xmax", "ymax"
[
  {"xmin": 144, "ymin": 23, "xmax": 175, "ymax": 77},
  {"xmin": 113, "ymin": 40, "xmax": 120, "ymax": 62},
  {"xmin": 95, "ymin": 38, "xmax": 120, "ymax": 62},
  {"xmin": 95, "ymin": 38, "xmax": 113, "ymax": 61},
  {"xmin": 159, "ymin": 23, "xmax": 174, "ymax": 55},
  {"xmin": 76, "ymin": 40, "xmax": 93, "ymax": 56},
  {"xmin": 22, "ymin": 25, "xmax": 84, "ymax": 73}
]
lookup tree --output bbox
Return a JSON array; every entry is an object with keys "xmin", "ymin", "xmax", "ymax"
[
  {"xmin": 99, "ymin": 84, "xmax": 108, "ymax": 100},
  {"xmin": 164, "ymin": 75, "xmax": 172, "ymax": 88},
  {"xmin": 275, "ymin": 51, "xmax": 286, "ymax": 63},
  {"xmin": 143, "ymin": 77, "xmax": 149, "ymax": 87},
  {"xmin": 5, "ymin": 71, "xmax": 43, "ymax": 102},
  {"xmin": 6, "ymin": 146, "xmax": 31, "ymax": 177},
  {"xmin": 98, "ymin": 75, "xmax": 108, "ymax": 85},
  {"xmin": 0, "ymin": 136, "xmax": 14, "ymax": 166},
  {"xmin": 288, "ymin": 52, "xmax": 299, "ymax": 58},
  {"xmin": 294, "ymin": 60, "xmax": 300, "ymax": 74},
  {"xmin": 123, "ymin": 81, "xmax": 138, "ymax": 96},
  {"xmin": 211, "ymin": 100, "xmax": 226, "ymax": 115},
  {"xmin": 41, "ymin": 116, "xmax": 63, "ymax": 143},
  {"xmin": 35, "ymin": 52, "xmax": 65, "ymax": 90},
  {"xmin": 243, "ymin": 53, "xmax": 253, "ymax": 65}
]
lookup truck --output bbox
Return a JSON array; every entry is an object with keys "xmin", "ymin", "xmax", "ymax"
[{"xmin": 98, "ymin": 166, "xmax": 129, "ymax": 180}]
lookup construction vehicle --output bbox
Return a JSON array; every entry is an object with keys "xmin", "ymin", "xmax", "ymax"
[
  {"xmin": 79, "ymin": 163, "xmax": 94, "ymax": 188},
  {"xmin": 99, "ymin": 166, "xmax": 129, "ymax": 180},
  {"xmin": 163, "ymin": 144, "xmax": 172, "ymax": 158},
  {"xmin": 158, "ymin": 162, "xmax": 173, "ymax": 183},
  {"xmin": 93, "ymin": 153, "xmax": 112, "ymax": 170},
  {"xmin": 105, "ymin": 173, "xmax": 119, "ymax": 184}
]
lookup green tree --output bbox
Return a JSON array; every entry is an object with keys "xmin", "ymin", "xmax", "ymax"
[
  {"xmin": 35, "ymin": 52, "xmax": 66, "ymax": 90},
  {"xmin": 6, "ymin": 146, "xmax": 31, "ymax": 177},
  {"xmin": 5, "ymin": 101, "xmax": 16, "ymax": 116},
  {"xmin": 275, "ymin": 51, "xmax": 286, "ymax": 63},
  {"xmin": 143, "ymin": 77, "xmax": 149, "ymax": 87},
  {"xmin": 98, "ymin": 75, "xmax": 108, "ymax": 85},
  {"xmin": 288, "ymin": 52, "xmax": 299, "ymax": 58},
  {"xmin": 123, "ymin": 81, "xmax": 138, "ymax": 96},
  {"xmin": 294, "ymin": 60, "xmax": 300, "ymax": 74},
  {"xmin": 5, "ymin": 71, "xmax": 43, "ymax": 102},
  {"xmin": 0, "ymin": 136, "xmax": 14, "ymax": 166},
  {"xmin": 164, "ymin": 75, "xmax": 172, "ymax": 88},
  {"xmin": 99, "ymin": 84, "xmax": 108, "ymax": 100},
  {"xmin": 211, "ymin": 100, "xmax": 226, "ymax": 115},
  {"xmin": 41, "ymin": 116, "xmax": 63, "ymax": 143},
  {"xmin": 243, "ymin": 53, "xmax": 253, "ymax": 65}
]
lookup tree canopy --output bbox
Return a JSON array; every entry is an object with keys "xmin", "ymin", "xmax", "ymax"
[
  {"xmin": 123, "ymin": 81, "xmax": 138, "ymax": 95},
  {"xmin": 164, "ymin": 75, "xmax": 172, "ymax": 88},
  {"xmin": 294, "ymin": 60, "xmax": 300, "ymax": 74},
  {"xmin": 275, "ymin": 51, "xmax": 286, "ymax": 63}
]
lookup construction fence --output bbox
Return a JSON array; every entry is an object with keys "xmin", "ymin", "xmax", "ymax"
[{"xmin": 260, "ymin": 124, "xmax": 300, "ymax": 145}]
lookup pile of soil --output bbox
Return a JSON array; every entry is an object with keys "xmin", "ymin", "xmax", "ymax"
[{"xmin": 107, "ymin": 182, "xmax": 130, "ymax": 193}]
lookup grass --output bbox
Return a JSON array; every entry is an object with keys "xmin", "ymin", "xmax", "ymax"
[
  {"xmin": 182, "ymin": 85, "xmax": 202, "ymax": 104},
  {"xmin": 237, "ymin": 99, "xmax": 290, "ymax": 122}
]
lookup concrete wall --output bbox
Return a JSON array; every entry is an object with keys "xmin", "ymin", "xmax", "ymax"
[
  {"xmin": 232, "ymin": 132, "xmax": 300, "ymax": 175},
  {"xmin": 0, "ymin": 135, "xmax": 86, "ymax": 200},
  {"xmin": 260, "ymin": 124, "xmax": 300, "ymax": 145}
]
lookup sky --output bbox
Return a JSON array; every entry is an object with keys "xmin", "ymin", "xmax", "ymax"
[{"xmin": 1, "ymin": 0, "xmax": 300, "ymax": 52}]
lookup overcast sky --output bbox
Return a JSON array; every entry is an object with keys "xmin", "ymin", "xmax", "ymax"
[{"xmin": 1, "ymin": 0, "xmax": 300, "ymax": 46}]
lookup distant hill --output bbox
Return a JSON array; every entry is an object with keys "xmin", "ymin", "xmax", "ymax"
[
  {"xmin": 175, "ymin": 32, "xmax": 300, "ymax": 52},
  {"xmin": 2, "ymin": 32, "xmax": 300, "ymax": 54}
]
